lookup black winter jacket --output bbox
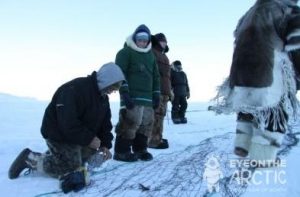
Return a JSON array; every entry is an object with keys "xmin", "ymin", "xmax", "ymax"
[
  {"xmin": 171, "ymin": 70, "xmax": 190, "ymax": 97},
  {"xmin": 41, "ymin": 72, "xmax": 113, "ymax": 149}
]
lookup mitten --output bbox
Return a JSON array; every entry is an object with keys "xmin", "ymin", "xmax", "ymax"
[
  {"xmin": 186, "ymin": 92, "xmax": 190, "ymax": 99},
  {"xmin": 59, "ymin": 168, "xmax": 89, "ymax": 193},
  {"xmin": 153, "ymin": 94, "xmax": 160, "ymax": 109},
  {"xmin": 121, "ymin": 92, "xmax": 134, "ymax": 109}
]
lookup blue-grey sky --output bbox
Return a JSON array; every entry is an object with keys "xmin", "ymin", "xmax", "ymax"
[{"xmin": 0, "ymin": 0, "xmax": 256, "ymax": 101}]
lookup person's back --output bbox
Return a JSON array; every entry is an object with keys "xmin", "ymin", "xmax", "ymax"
[
  {"xmin": 230, "ymin": 0, "xmax": 291, "ymax": 89},
  {"xmin": 171, "ymin": 68, "xmax": 189, "ymax": 97},
  {"xmin": 41, "ymin": 75, "xmax": 110, "ymax": 145}
]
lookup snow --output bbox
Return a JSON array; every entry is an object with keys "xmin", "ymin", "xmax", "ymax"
[{"xmin": 0, "ymin": 93, "xmax": 299, "ymax": 197}]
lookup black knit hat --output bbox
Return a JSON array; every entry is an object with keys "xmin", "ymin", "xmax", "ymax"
[
  {"xmin": 154, "ymin": 33, "xmax": 167, "ymax": 42},
  {"xmin": 173, "ymin": 60, "xmax": 182, "ymax": 66}
]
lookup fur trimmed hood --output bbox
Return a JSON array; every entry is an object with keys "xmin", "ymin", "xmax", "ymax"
[
  {"xmin": 151, "ymin": 35, "xmax": 169, "ymax": 53},
  {"xmin": 125, "ymin": 34, "xmax": 152, "ymax": 53}
]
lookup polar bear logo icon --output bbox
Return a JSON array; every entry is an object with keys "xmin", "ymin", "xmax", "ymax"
[{"xmin": 203, "ymin": 155, "xmax": 223, "ymax": 193}]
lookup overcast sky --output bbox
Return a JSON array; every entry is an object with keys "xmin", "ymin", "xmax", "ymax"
[{"xmin": 0, "ymin": 0, "xmax": 256, "ymax": 101}]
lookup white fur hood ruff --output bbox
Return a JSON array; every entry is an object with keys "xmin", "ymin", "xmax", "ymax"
[{"xmin": 125, "ymin": 34, "xmax": 152, "ymax": 53}]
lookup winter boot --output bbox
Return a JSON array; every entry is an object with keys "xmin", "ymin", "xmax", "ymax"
[
  {"xmin": 148, "ymin": 138, "xmax": 169, "ymax": 149},
  {"xmin": 180, "ymin": 117, "xmax": 187, "ymax": 124},
  {"xmin": 234, "ymin": 114, "xmax": 254, "ymax": 157},
  {"xmin": 179, "ymin": 111, "xmax": 187, "ymax": 124},
  {"xmin": 8, "ymin": 148, "xmax": 43, "ymax": 179},
  {"xmin": 249, "ymin": 129, "xmax": 284, "ymax": 167},
  {"xmin": 171, "ymin": 111, "xmax": 181, "ymax": 124},
  {"xmin": 113, "ymin": 152, "xmax": 138, "ymax": 162},
  {"xmin": 135, "ymin": 150, "xmax": 153, "ymax": 161},
  {"xmin": 113, "ymin": 137, "xmax": 138, "ymax": 162},
  {"xmin": 172, "ymin": 117, "xmax": 181, "ymax": 124},
  {"xmin": 162, "ymin": 139, "xmax": 169, "ymax": 146},
  {"xmin": 133, "ymin": 133, "xmax": 153, "ymax": 161}
]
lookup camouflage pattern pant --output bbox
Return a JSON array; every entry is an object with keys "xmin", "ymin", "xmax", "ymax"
[
  {"xmin": 149, "ymin": 95, "xmax": 169, "ymax": 146},
  {"xmin": 41, "ymin": 139, "xmax": 96, "ymax": 178},
  {"xmin": 115, "ymin": 105, "xmax": 154, "ymax": 139}
]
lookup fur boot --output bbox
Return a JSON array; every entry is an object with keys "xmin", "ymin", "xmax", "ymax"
[
  {"xmin": 133, "ymin": 133, "xmax": 153, "ymax": 161},
  {"xmin": 249, "ymin": 128, "xmax": 284, "ymax": 167},
  {"xmin": 234, "ymin": 120, "xmax": 253, "ymax": 157},
  {"xmin": 113, "ymin": 136, "xmax": 137, "ymax": 162}
]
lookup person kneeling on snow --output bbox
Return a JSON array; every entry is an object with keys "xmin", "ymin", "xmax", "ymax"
[
  {"xmin": 212, "ymin": 0, "xmax": 300, "ymax": 167},
  {"xmin": 8, "ymin": 62, "xmax": 125, "ymax": 193}
]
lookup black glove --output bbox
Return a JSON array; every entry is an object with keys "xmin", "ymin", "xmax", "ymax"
[
  {"xmin": 121, "ymin": 92, "xmax": 134, "ymax": 109},
  {"xmin": 59, "ymin": 170, "xmax": 87, "ymax": 193},
  {"xmin": 153, "ymin": 94, "xmax": 160, "ymax": 109},
  {"xmin": 186, "ymin": 92, "xmax": 190, "ymax": 99}
]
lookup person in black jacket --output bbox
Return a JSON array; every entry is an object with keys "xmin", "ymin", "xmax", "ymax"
[
  {"xmin": 171, "ymin": 60, "xmax": 190, "ymax": 124},
  {"xmin": 8, "ymin": 62, "xmax": 125, "ymax": 192}
]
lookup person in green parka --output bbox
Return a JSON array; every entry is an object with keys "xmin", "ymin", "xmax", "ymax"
[{"xmin": 114, "ymin": 24, "xmax": 160, "ymax": 162}]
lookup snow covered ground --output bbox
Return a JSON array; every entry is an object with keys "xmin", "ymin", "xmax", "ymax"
[{"xmin": 0, "ymin": 93, "xmax": 299, "ymax": 197}]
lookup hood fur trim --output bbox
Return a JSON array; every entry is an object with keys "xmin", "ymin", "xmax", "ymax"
[{"xmin": 126, "ymin": 35, "xmax": 152, "ymax": 53}]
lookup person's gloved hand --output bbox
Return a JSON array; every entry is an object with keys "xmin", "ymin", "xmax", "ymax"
[
  {"xmin": 87, "ymin": 147, "xmax": 112, "ymax": 171},
  {"xmin": 88, "ymin": 137, "xmax": 101, "ymax": 150},
  {"xmin": 153, "ymin": 94, "xmax": 160, "ymax": 109},
  {"xmin": 59, "ymin": 169, "xmax": 87, "ymax": 193},
  {"xmin": 99, "ymin": 147, "xmax": 112, "ymax": 161},
  {"xmin": 121, "ymin": 92, "xmax": 135, "ymax": 109},
  {"xmin": 186, "ymin": 92, "xmax": 190, "ymax": 99}
]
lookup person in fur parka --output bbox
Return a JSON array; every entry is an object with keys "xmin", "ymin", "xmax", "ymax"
[
  {"xmin": 212, "ymin": 0, "xmax": 300, "ymax": 166},
  {"xmin": 114, "ymin": 24, "xmax": 160, "ymax": 162},
  {"xmin": 148, "ymin": 33, "xmax": 172, "ymax": 149}
]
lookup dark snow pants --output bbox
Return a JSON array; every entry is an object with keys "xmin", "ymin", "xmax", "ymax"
[{"xmin": 171, "ymin": 95, "xmax": 187, "ymax": 119}]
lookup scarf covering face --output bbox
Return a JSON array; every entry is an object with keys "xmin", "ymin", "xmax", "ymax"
[{"xmin": 212, "ymin": 0, "xmax": 300, "ymax": 131}]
